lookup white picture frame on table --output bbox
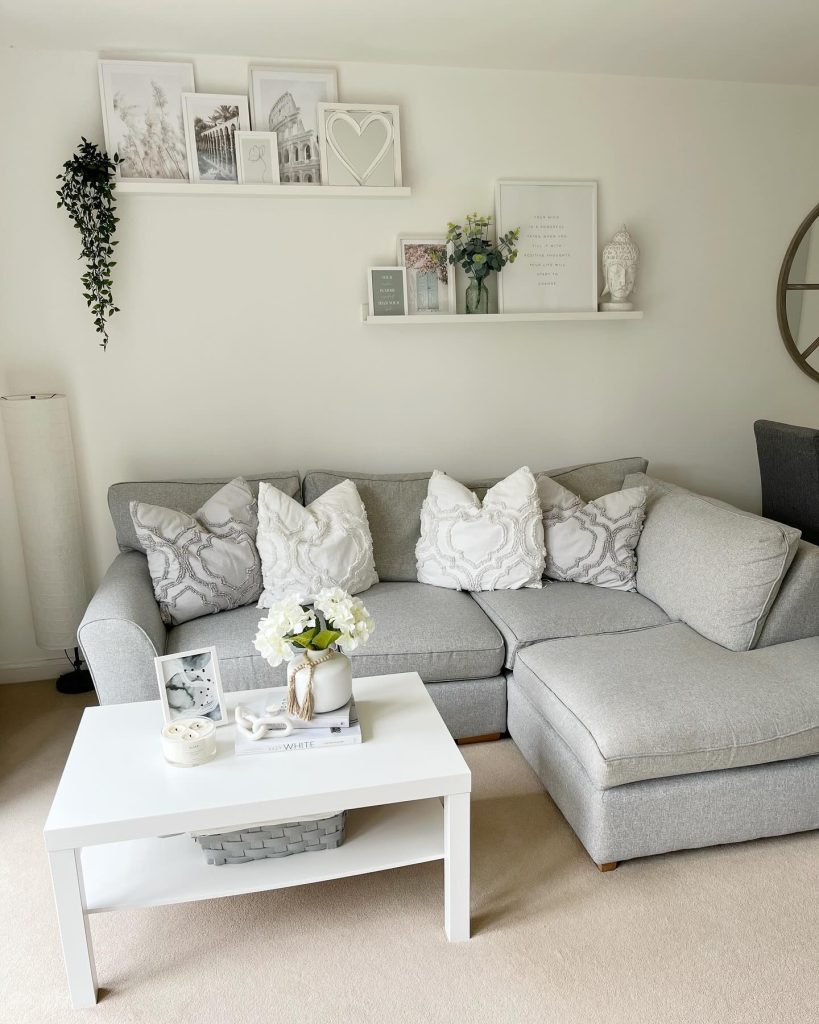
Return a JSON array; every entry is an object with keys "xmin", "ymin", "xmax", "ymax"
[
  {"xmin": 235, "ymin": 131, "xmax": 281, "ymax": 184},
  {"xmin": 248, "ymin": 67, "xmax": 338, "ymax": 184},
  {"xmin": 318, "ymin": 103, "xmax": 402, "ymax": 187},
  {"xmin": 98, "ymin": 60, "xmax": 195, "ymax": 181},
  {"xmin": 154, "ymin": 647, "xmax": 228, "ymax": 727},
  {"xmin": 495, "ymin": 179, "xmax": 598, "ymax": 313},
  {"xmin": 368, "ymin": 267, "xmax": 408, "ymax": 317},
  {"xmin": 397, "ymin": 237, "xmax": 457, "ymax": 315},
  {"xmin": 181, "ymin": 93, "xmax": 251, "ymax": 183}
]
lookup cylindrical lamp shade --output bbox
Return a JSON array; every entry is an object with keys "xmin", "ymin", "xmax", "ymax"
[{"xmin": 1, "ymin": 394, "xmax": 88, "ymax": 651}]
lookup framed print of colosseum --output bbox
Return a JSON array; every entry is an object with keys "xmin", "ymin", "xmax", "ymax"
[
  {"xmin": 181, "ymin": 93, "xmax": 250, "ymax": 183},
  {"xmin": 249, "ymin": 67, "xmax": 338, "ymax": 185}
]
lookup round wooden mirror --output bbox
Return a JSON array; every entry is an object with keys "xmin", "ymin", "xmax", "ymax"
[{"xmin": 777, "ymin": 202, "xmax": 819, "ymax": 383}]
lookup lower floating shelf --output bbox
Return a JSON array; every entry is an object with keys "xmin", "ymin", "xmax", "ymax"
[{"xmin": 360, "ymin": 306, "xmax": 643, "ymax": 325}]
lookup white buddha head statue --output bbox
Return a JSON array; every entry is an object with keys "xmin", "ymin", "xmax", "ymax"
[{"xmin": 601, "ymin": 226, "xmax": 639, "ymax": 303}]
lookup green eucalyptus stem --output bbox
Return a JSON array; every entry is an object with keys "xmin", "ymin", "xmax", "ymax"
[
  {"xmin": 445, "ymin": 212, "xmax": 520, "ymax": 289},
  {"xmin": 56, "ymin": 138, "xmax": 122, "ymax": 351}
]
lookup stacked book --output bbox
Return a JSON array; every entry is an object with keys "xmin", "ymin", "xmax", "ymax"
[{"xmin": 234, "ymin": 687, "xmax": 361, "ymax": 757}]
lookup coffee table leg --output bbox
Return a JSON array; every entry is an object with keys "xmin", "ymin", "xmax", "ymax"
[
  {"xmin": 48, "ymin": 848, "xmax": 98, "ymax": 1008},
  {"xmin": 443, "ymin": 792, "xmax": 470, "ymax": 941}
]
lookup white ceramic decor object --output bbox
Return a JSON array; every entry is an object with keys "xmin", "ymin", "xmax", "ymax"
[
  {"xmin": 416, "ymin": 467, "xmax": 545, "ymax": 591},
  {"xmin": 256, "ymin": 479, "xmax": 378, "ymax": 604},
  {"xmin": 600, "ymin": 225, "xmax": 639, "ymax": 311},
  {"xmin": 288, "ymin": 649, "xmax": 353, "ymax": 718}
]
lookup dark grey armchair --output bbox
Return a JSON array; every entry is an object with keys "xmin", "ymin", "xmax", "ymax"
[{"xmin": 754, "ymin": 420, "xmax": 819, "ymax": 544}]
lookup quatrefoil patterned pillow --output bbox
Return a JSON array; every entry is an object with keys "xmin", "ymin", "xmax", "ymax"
[
  {"xmin": 537, "ymin": 475, "xmax": 648, "ymax": 591},
  {"xmin": 416, "ymin": 467, "xmax": 545, "ymax": 591},
  {"xmin": 131, "ymin": 477, "xmax": 262, "ymax": 625}
]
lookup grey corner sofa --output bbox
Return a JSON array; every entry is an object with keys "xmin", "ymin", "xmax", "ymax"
[{"xmin": 78, "ymin": 457, "xmax": 819, "ymax": 870}]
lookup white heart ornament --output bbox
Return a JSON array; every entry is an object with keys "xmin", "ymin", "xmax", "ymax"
[{"xmin": 325, "ymin": 111, "xmax": 394, "ymax": 186}]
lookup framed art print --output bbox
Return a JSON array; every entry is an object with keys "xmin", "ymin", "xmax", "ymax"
[
  {"xmin": 495, "ymin": 179, "xmax": 598, "ymax": 313},
  {"xmin": 397, "ymin": 236, "xmax": 456, "ymax": 315},
  {"xmin": 182, "ymin": 93, "xmax": 251, "ymax": 183},
  {"xmin": 249, "ymin": 67, "xmax": 337, "ymax": 184},
  {"xmin": 318, "ymin": 103, "xmax": 402, "ymax": 187},
  {"xmin": 368, "ymin": 267, "xmax": 408, "ymax": 317},
  {"xmin": 154, "ymin": 647, "xmax": 228, "ymax": 727},
  {"xmin": 235, "ymin": 131, "xmax": 281, "ymax": 184},
  {"xmin": 98, "ymin": 60, "xmax": 195, "ymax": 181}
]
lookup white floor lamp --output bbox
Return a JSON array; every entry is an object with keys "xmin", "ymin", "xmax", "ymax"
[{"xmin": 1, "ymin": 393, "xmax": 93, "ymax": 693}]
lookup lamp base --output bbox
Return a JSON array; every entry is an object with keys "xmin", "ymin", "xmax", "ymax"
[{"xmin": 56, "ymin": 668, "xmax": 94, "ymax": 695}]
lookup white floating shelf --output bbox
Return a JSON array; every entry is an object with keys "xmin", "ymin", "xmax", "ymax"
[
  {"xmin": 361, "ymin": 306, "xmax": 643, "ymax": 325},
  {"xmin": 117, "ymin": 181, "xmax": 411, "ymax": 199}
]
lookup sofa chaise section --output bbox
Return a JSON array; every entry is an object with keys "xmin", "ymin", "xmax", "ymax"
[{"xmin": 508, "ymin": 622, "xmax": 819, "ymax": 864}]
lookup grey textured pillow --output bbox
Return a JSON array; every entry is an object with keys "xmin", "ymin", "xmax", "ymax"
[
  {"xmin": 131, "ymin": 477, "xmax": 262, "ymax": 626},
  {"xmin": 624, "ymin": 473, "xmax": 801, "ymax": 651}
]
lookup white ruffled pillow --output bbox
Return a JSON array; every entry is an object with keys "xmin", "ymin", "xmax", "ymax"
[
  {"xmin": 537, "ymin": 475, "xmax": 647, "ymax": 591},
  {"xmin": 257, "ymin": 479, "xmax": 378, "ymax": 605},
  {"xmin": 416, "ymin": 467, "xmax": 545, "ymax": 591}
]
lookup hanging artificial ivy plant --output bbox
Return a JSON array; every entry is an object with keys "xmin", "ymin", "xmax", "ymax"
[{"xmin": 56, "ymin": 138, "xmax": 122, "ymax": 350}]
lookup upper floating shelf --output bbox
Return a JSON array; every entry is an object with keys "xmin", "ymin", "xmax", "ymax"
[
  {"xmin": 360, "ymin": 306, "xmax": 643, "ymax": 325},
  {"xmin": 116, "ymin": 182, "xmax": 411, "ymax": 199}
]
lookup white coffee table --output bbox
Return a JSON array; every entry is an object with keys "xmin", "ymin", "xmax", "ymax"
[{"xmin": 44, "ymin": 672, "xmax": 471, "ymax": 1008}]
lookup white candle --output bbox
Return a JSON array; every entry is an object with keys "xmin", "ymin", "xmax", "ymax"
[{"xmin": 161, "ymin": 717, "xmax": 217, "ymax": 766}]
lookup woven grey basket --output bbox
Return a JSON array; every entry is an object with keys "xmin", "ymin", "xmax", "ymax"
[{"xmin": 192, "ymin": 811, "xmax": 347, "ymax": 866}]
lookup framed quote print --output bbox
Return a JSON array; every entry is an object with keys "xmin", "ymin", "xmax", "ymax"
[
  {"xmin": 367, "ymin": 267, "xmax": 408, "ymax": 317},
  {"xmin": 495, "ymin": 180, "xmax": 598, "ymax": 313}
]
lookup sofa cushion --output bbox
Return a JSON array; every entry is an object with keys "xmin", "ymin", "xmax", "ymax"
[
  {"xmin": 131, "ymin": 477, "xmax": 262, "ymax": 626},
  {"xmin": 544, "ymin": 456, "xmax": 648, "ymax": 503},
  {"xmin": 302, "ymin": 470, "xmax": 432, "ymax": 582},
  {"xmin": 110, "ymin": 472, "xmax": 301, "ymax": 553},
  {"xmin": 756, "ymin": 540, "xmax": 819, "ymax": 647},
  {"xmin": 168, "ymin": 580, "xmax": 505, "ymax": 690},
  {"xmin": 256, "ymin": 479, "xmax": 378, "ymax": 605},
  {"xmin": 624, "ymin": 473, "xmax": 801, "ymax": 651},
  {"xmin": 472, "ymin": 582, "xmax": 670, "ymax": 668},
  {"xmin": 513, "ymin": 623, "xmax": 819, "ymax": 789},
  {"xmin": 416, "ymin": 467, "xmax": 545, "ymax": 591}
]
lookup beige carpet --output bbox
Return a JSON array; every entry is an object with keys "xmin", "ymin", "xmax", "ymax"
[{"xmin": 1, "ymin": 681, "xmax": 817, "ymax": 1024}]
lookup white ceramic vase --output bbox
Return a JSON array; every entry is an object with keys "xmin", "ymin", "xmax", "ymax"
[{"xmin": 290, "ymin": 648, "xmax": 353, "ymax": 716}]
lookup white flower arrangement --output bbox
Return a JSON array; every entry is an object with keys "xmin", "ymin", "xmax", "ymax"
[{"xmin": 254, "ymin": 587, "xmax": 374, "ymax": 669}]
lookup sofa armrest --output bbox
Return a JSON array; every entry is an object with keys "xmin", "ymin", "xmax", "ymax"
[
  {"xmin": 78, "ymin": 551, "xmax": 167, "ymax": 704},
  {"xmin": 756, "ymin": 540, "xmax": 819, "ymax": 647}
]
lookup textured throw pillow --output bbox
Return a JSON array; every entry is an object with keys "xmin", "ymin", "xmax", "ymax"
[
  {"xmin": 416, "ymin": 467, "xmax": 545, "ymax": 591},
  {"xmin": 622, "ymin": 472, "xmax": 801, "ymax": 651},
  {"xmin": 256, "ymin": 479, "xmax": 378, "ymax": 605},
  {"xmin": 537, "ymin": 475, "xmax": 648, "ymax": 591},
  {"xmin": 130, "ymin": 477, "xmax": 262, "ymax": 626}
]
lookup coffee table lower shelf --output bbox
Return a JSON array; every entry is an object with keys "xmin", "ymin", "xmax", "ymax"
[{"xmin": 82, "ymin": 799, "xmax": 445, "ymax": 913}]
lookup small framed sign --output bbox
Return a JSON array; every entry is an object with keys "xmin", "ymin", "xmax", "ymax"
[{"xmin": 367, "ymin": 267, "xmax": 408, "ymax": 317}]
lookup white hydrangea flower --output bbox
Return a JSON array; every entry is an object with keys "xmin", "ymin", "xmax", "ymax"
[
  {"xmin": 254, "ymin": 596, "xmax": 316, "ymax": 667},
  {"xmin": 313, "ymin": 588, "xmax": 374, "ymax": 654}
]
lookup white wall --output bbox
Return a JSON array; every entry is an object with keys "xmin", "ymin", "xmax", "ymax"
[{"xmin": 2, "ymin": 48, "xmax": 819, "ymax": 677}]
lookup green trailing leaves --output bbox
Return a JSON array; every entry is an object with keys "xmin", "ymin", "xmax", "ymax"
[{"xmin": 56, "ymin": 138, "xmax": 122, "ymax": 351}]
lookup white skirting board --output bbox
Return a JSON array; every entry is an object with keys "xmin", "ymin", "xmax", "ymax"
[{"xmin": 0, "ymin": 657, "xmax": 69, "ymax": 684}]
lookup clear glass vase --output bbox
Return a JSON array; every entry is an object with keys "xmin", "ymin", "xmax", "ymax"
[{"xmin": 465, "ymin": 278, "xmax": 489, "ymax": 314}]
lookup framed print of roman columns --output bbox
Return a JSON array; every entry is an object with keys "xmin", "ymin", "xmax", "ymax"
[{"xmin": 495, "ymin": 180, "xmax": 598, "ymax": 313}]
